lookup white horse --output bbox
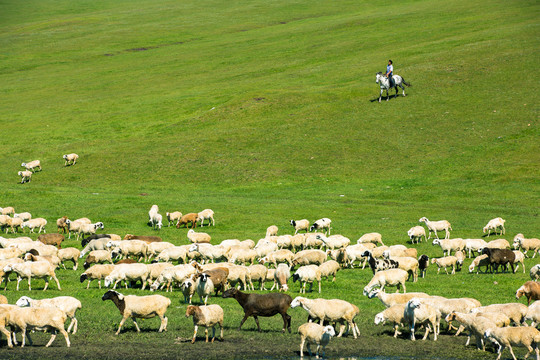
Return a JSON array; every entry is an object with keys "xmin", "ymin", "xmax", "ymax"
[{"xmin": 375, "ymin": 72, "xmax": 411, "ymax": 102}]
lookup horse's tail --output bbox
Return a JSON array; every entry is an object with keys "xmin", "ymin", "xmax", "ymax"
[{"xmin": 402, "ymin": 77, "xmax": 412, "ymax": 87}]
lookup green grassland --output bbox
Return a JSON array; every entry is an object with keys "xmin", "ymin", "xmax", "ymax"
[{"xmin": 0, "ymin": 0, "xmax": 539, "ymax": 358}]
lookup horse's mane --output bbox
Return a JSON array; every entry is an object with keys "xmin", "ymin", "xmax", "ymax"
[{"xmin": 376, "ymin": 72, "xmax": 382, "ymax": 75}]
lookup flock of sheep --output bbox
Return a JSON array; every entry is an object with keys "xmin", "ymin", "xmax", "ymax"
[
  {"xmin": 0, "ymin": 203, "xmax": 539, "ymax": 359},
  {"xmin": 15, "ymin": 154, "xmax": 78, "ymax": 184}
]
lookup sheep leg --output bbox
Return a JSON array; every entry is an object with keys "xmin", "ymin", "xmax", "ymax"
[
  {"xmin": 51, "ymin": 274, "xmax": 61, "ymax": 290},
  {"xmin": 523, "ymin": 344, "xmax": 534, "ymax": 360},
  {"xmin": 21, "ymin": 329, "xmax": 28, "ymax": 347},
  {"xmin": 300, "ymin": 337, "xmax": 305, "ymax": 357},
  {"xmin": 393, "ymin": 324, "xmax": 402, "ymax": 338},
  {"xmin": 337, "ymin": 323, "xmax": 346, "ymax": 337},
  {"xmin": 0, "ymin": 327, "xmax": 12, "ymax": 348},
  {"xmin": 115, "ymin": 316, "xmax": 129, "ymax": 335},
  {"xmin": 191, "ymin": 325, "xmax": 198, "ymax": 343},
  {"xmin": 410, "ymin": 322, "xmax": 416, "ymax": 341},
  {"xmin": 306, "ymin": 343, "xmax": 313, "ymax": 357},
  {"xmin": 45, "ymin": 331, "xmax": 57, "ymax": 347},
  {"xmin": 238, "ymin": 313, "xmax": 251, "ymax": 330},
  {"xmin": 422, "ymin": 324, "xmax": 430, "ymax": 340},
  {"xmin": 253, "ymin": 315, "xmax": 262, "ymax": 332},
  {"xmin": 506, "ymin": 344, "xmax": 517, "ymax": 360}
]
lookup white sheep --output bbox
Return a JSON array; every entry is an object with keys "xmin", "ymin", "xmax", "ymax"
[
  {"xmin": 469, "ymin": 254, "xmax": 490, "ymax": 274},
  {"xmin": 484, "ymin": 326, "xmax": 540, "ymax": 360},
  {"xmin": 290, "ymin": 219, "xmax": 310, "ymax": 234},
  {"xmin": 146, "ymin": 262, "xmax": 174, "ymax": 286},
  {"xmin": 276, "ymin": 235, "xmax": 292, "ymax": 249},
  {"xmin": 385, "ymin": 255, "xmax": 419, "ymax": 282},
  {"xmin": 151, "ymin": 213, "xmax": 163, "ymax": 230},
  {"xmin": 445, "ymin": 311, "xmax": 502, "ymax": 350},
  {"xmin": 486, "ymin": 238, "xmax": 511, "ymax": 249},
  {"xmin": 0, "ymin": 247, "xmax": 23, "ymax": 260},
  {"xmin": 363, "ymin": 269, "xmax": 408, "ymax": 295},
  {"xmin": 57, "ymin": 247, "xmax": 81, "ymax": 270},
  {"xmin": 368, "ymin": 288, "xmax": 430, "ymax": 307},
  {"xmin": 18, "ymin": 170, "xmax": 32, "ymax": 184},
  {"xmin": 419, "ymin": 217, "xmax": 452, "ymax": 239},
  {"xmin": 4, "ymin": 261, "xmax": 61, "ymax": 291},
  {"xmin": 293, "ymin": 265, "xmax": 322, "ymax": 293},
  {"xmin": 317, "ymin": 234, "xmax": 350, "ymax": 250},
  {"xmin": 0, "ymin": 207, "xmax": 15, "ymax": 216},
  {"xmin": 374, "ymin": 303, "xmax": 408, "ymax": 338},
  {"xmin": 102, "ymin": 290, "xmax": 171, "ymax": 335},
  {"xmin": 432, "ymin": 238, "xmax": 465, "ymax": 256},
  {"xmin": 483, "ymin": 217, "xmax": 506, "ymax": 237},
  {"xmin": 65, "ymin": 218, "xmax": 91, "ymax": 239},
  {"xmin": 404, "ymin": 298, "xmax": 440, "ymax": 341},
  {"xmin": 165, "ymin": 211, "xmax": 182, "ymax": 227},
  {"xmin": 304, "ymin": 232, "xmax": 325, "ymax": 249},
  {"xmin": 271, "ymin": 263, "xmax": 291, "ymax": 291},
  {"xmin": 266, "ymin": 225, "xmax": 278, "ymax": 237},
  {"xmin": 77, "ymin": 222, "xmax": 104, "ymax": 241},
  {"xmin": 464, "ymin": 238, "xmax": 488, "ymax": 258},
  {"xmin": 431, "ymin": 256, "xmax": 462, "ymax": 275},
  {"xmin": 407, "ymin": 226, "xmax": 426, "ymax": 244},
  {"xmin": 298, "ymin": 323, "xmax": 336, "ymax": 359},
  {"xmin": 195, "ymin": 273, "xmax": 214, "ymax": 305},
  {"xmin": 185, "ymin": 304, "xmax": 223, "ymax": 343},
  {"xmin": 13, "ymin": 212, "xmax": 32, "ymax": 222},
  {"xmin": 318, "ymin": 260, "xmax": 340, "ymax": 282},
  {"xmin": 246, "ymin": 264, "xmax": 268, "ymax": 290},
  {"xmin": 181, "ymin": 278, "xmax": 196, "ymax": 304},
  {"xmin": 21, "ymin": 218, "xmax": 47, "ymax": 234},
  {"xmin": 513, "ymin": 250, "xmax": 526, "ymax": 274},
  {"xmin": 531, "ymin": 265, "xmax": 540, "ymax": 281},
  {"xmin": 6, "ymin": 216, "xmax": 26, "ymax": 234},
  {"xmin": 357, "ymin": 232, "xmax": 384, "ymax": 246},
  {"xmin": 260, "ymin": 249, "xmax": 294, "ymax": 268},
  {"xmin": 228, "ymin": 248, "xmax": 257, "ymax": 265},
  {"xmin": 148, "ymin": 205, "xmax": 159, "ymax": 226},
  {"xmin": 62, "ymin": 153, "xmax": 79, "ymax": 166},
  {"xmin": 80, "ymin": 264, "xmax": 115, "ymax": 289},
  {"xmin": 80, "ymin": 238, "xmax": 109, "ymax": 257},
  {"xmin": 8, "ymin": 306, "xmax": 70, "ymax": 347},
  {"xmin": 292, "ymin": 249, "xmax": 327, "ymax": 267},
  {"xmin": 291, "ymin": 296, "xmax": 359, "ymax": 338},
  {"xmin": 197, "ymin": 209, "xmax": 215, "ymax": 227},
  {"xmin": 310, "ymin": 218, "xmax": 332, "ymax": 235},
  {"xmin": 472, "ymin": 303, "xmax": 528, "ymax": 326},
  {"xmin": 155, "ymin": 245, "xmax": 193, "ymax": 264},
  {"xmin": 525, "ymin": 301, "xmax": 540, "ymax": 327},
  {"xmin": 187, "ymin": 229, "xmax": 211, "ymax": 244},
  {"xmin": 150, "ymin": 264, "xmax": 196, "ymax": 292},
  {"xmin": 111, "ymin": 240, "xmax": 148, "ymax": 262},
  {"xmin": 21, "ymin": 160, "xmax": 41, "ymax": 172},
  {"xmin": 343, "ymin": 243, "xmax": 374, "ymax": 268},
  {"xmin": 147, "ymin": 241, "xmax": 175, "ymax": 260},
  {"xmin": 16, "ymin": 295, "xmax": 82, "ymax": 334},
  {"xmin": 514, "ymin": 234, "xmax": 540, "ymax": 258},
  {"xmin": 104, "ymin": 263, "xmax": 150, "ymax": 290}
]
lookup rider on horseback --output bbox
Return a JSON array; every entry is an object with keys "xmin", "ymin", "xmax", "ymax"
[{"xmin": 384, "ymin": 60, "xmax": 394, "ymax": 88}]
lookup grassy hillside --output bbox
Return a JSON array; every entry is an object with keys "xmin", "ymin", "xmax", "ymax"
[{"xmin": 0, "ymin": 0, "xmax": 538, "ymax": 358}]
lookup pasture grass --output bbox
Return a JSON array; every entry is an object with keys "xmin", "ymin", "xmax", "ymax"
[{"xmin": 0, "ymin": 0, "xmax": 538, "ymax": 358}]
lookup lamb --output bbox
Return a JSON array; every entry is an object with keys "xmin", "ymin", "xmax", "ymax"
[
  {"xmin": 357, "ymin": 232, "xmax": 385, "ymax": 246},
  {"xmin": 482, "ymin": 247, "xmax": 516, "ymax": 273},
  {"xmin": 298, "ymin": 323, "xmax": 336, "ymax": 359},
  {"xmin": 222, "ymin": 288, "xmax": 292, "ymax": 333},
  {"xmin": 483, "ymin": 217, "xmax": 506, "ymax": 237},
  {"xmin": 292, "ymin": 250, "xmax": 327, "ymax": 267},
  {"xmin": 3, "ymin": 261, "xmax": 61, "ymax": 291},
  {"xmin": 431, "ymin": 256, "xmax": 462, "ymax": 275},
  {"xmin": 187, "ymin": 229, "xmax": 211, "ymax": 244},
  {"xmin": 197, "ymin": 209, "xmax": 215, "ymax": 227},
  {"xmin": 181, "ymin": 278, "xmax": 196, "ymax": 304},
  {"xmin": 246, "ymin": 264, "xmax": 268, "ymax": 290},
  {"xmin": 418, "ymin": 255, "xmax": 430, "ymax": 278},
  {"xmin": 516, "ymin": 281, "xmax": 540, "ymax": 305},
  {"xmin": 368, "ymin": 288, "xmax": 430, "ymax": 308},
  {"xmin": 310, "ymin": 218, "xmax": 332, "ymax": 235},
  {"xmin": 102, "ymin": 290, "xmax": 171, "ymax": 335},
  {"xmin": 18, "ymin": 170, "xmax": 32, "ymax": 183},
  {"xmin": 362, "ymin": 269, "xmax": 409, "ymax": 295},
  {"xmin": 37, "ymin": 233, "xmax": 64, "ymax": 249},
  {"xmin": 165, "ymin": 211, "xmax": 182, "ymax": 227},
  {"xmin": 272, "ymin": 263, "xmax": 291, "ymax": 291},
  {"xmin": 472, "ymin": 303, "xmax": 528, "ymax": 326},
  {"xmin": 374, "ymin": 303, "xmax": 408, "ymax": 338},
  {"xmin": 514, "ymin": 234, "xmax": 540, "ymax": 258},
  {"xmin": 185, "ymin": 304, "xmax": 223, "ymax": 343},
  {"xmin": 290, "ymin": 219, "xmax": 310, "ymax": 234},
  {"xmin": 62, "ymin": 153, "xmax": 79, "ymax": 166},
  {"xmin": 8, "ymin": 306, "xmax": 70, "ymax": 347},
  {"xmin": 419, "ymin": 217, "xmax": 452, "ymax": 239},
  {"xmin": 16, "ymin": 295, "xmax": 82, "ymax": 334},
  {"xmin": 363, "ymin": 250, "xmax": 399, "ymax": 274},
  {"xmin": 290, "ymin": 296, "xmax": 359, "ymax": 338},
  {"xmin": 176, "ymin": 213, "xmax": 199, "ymax": 228},
  {"xmin": 407, "ymin": 226, "xmax": 426, "ymax": 244},
  {"xmin": 469, "ymin": 254, "xmax": 490, "ymax": 274},
  {"xmin": 464, "ymin": 238, "xmax": 488, "ymax": 257},
  {"xmin": 148, "ymin": 204, "xmax": 159, "ymax": 226},
  {"xmin": 56, "ymin": 216, "xmax": 69, "ymax": 234},
  {"xmin": 318, "ymin": 260, "xmax": 340, "ymax": 282},
  {"xmin": 266, "ymin": 225, "xmax": 278, "ymax": 237},
  {"xmin": 22, "ymin": 218, "xmax": 47, "ymax": 234},
  {"xmin": 404, "ymin": 298, "xmax": 440, "ymax": 341},
  {"xmin": 432, "ymin": 238, "xmax": 465, "ymax": 256},
  {"xmin": 80, "ymin": 264, "xmax": 115, "ymax": 289},
  {"xmin": 260, "ymin": 249, "xmax": 294, "ymax": 268},
  {"xmin": 484, "ymin": 326, "xmax": 540, "ymax": 360},
  {"xmin": 531, "ymin": 265, "xmax": 540, "ymax": 281},
  {"xmin": 293, "ymin": 265, "xmax": 322, "ymax": 293},
  {"xmin": 21, "ymin": 160, "xmax": 41, "ymax": 172},
  {"xmin": 84, "ymin": 250, "xmax": 113, "ymax": 269},
  {"xmin": 486, "ymin": 238, "xmax": 511, "ymax": 249},
  {"xmin": 104, "ymin": 263, "xmax": 151, "ymax": 290}
]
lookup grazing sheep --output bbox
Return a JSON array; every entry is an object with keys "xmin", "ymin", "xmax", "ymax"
[
  {"xmin": 368, "ymin": 288, "xmax": 430, "ymax": 308},
  {"xmin": 147, "ymin": 241, "xmax": 174, "ymax": 260},
  {"xmin": 260, "ymin": 249, "xmax": 294, "ymax": 268},
  {"xmin": 514, "ymin": 234, "xmax": 540, "ymax": 258},
  {"xmin": 304, "ymin": 233, "xmax": 325, "ymax": 249},
  {"xmin": 22, "ymin": 218, "xmax": 47, "ymax": 234},
  {"xmin": 516, "ymin": 281, "xmax": 540, "ymax": 305},
  {"xmin": 155, "ymin": 245, "xmax": 192, "ymax": 264},
  {"xmin": 104, "ymin": 263, "xmax": 151, "ymax": 290},
  {"xmin": 189, "ymin": 243, "xmax": 227, "ymax": 264},
  {"xmin": 464, "ymin": 238, "xmax": 488, "ymax": 258},
  {"xmin": 404, "ymin": 298, "xmax": 440, "ymax": 341},
  {"xmin": 266, "ymin": 225, "xmax": 278, "ymax": 238},
  {"xmin": 408, "ymin": 226, "xmax": 426, "ymax": 244},
  {"xmin": 56, "ymin": 216, "xmax": 69, "ymax": 234},
  {"xmin": 110, "ymin": 240, "xmax": 148, "ymax": 262},
  {"xmin": 358, "ymin": 232, "xmax": 385, "ymax": 246},
  {"xmin": 21, "ymin": 160, "xmax": 41, "ymax": 172},
  {"xmin": 151, "ymin": 213, "xmax": 163, "ymax": 230},
  {"xmin": 318, "ymin": 260, "xmax": 340, "ymax": 282},
  {"xmin": 484, "ymin": 326, "xmax": 540, "ymax": 360},
  {"xmin": 291, "ymin": 296, "xmax": 360, "ymax": 338},
  {"xmin": 8, "ymin": 307, "xmax": 69, "ymax": 347},
  {"xmin": 24, "ymin": 252, "xmax": 61, "ymax": 269},
  {"xmin": 0, "ymin": 207, "xmax": 15, "ymax": 216},
  {"xmin": 316, "ymin": 234, "xmax": 350, "ymax": 250},
  {"xmin": 310, "ymin": 218, "xmax": 332, "ymax": 235},
  {"xmin": 0, "ymin": 306, "xmax": 12, "ymax": 348},
  {"xmin": 84, "ymin": 250, "xmax": 113, "ymax": 269},
  {"xmin": 513, "ymin": 250, "xmax": 526, "ymax": 274},
  {"xmin": 384, "ymin": 254, "xmax": 419, "ymax": 282},
  {"xmin": 150, "ymin": 264, "xmax": 196, "ymax": 292},
  {"xmin": 3, "ymin": 261, "xmax": 61, "ymax": 291},
  {"xmin": 483, "ymin": 217, "xmax": 506, "ymax": 237},
  {"xmin": 187, "ymin": 229, "xmax": 211, "ymax": 244},
  {"xmin": 14, "ymin": 212, "xmax": 31, "ymax": 222},
  {"xmin": 292, "ymin": 250, "xmax": 327, "ymax": 267},
  {"xmin": 384, "ymin": 247, "xmax": 418, "ymax": 259},
  {"xmin": 469, "ymin": 254, "xmax": 490, "ymax": 274},
  {"xmin": 166, "ymin": 211, "xmax": 182, "ymax": 227},
  {"xmin": 363, "ymin": 250, "xmax": 399, "ymax": 274},
  {"xmin": 186, "ymin": 304, "xmax": 223, "ymax": 343},
  {"xmin": 272, "ymin": 263, "xmax": 291, "ymax": 292},
  {"xmin": 290, "ymin": 219, "xmax": 310, "ymax": 234},
  {"xmin": 80, "ymin": 264, "xmax": 115, "ymax": 289},
  {"xmin": 445, "ymin": 312, "xmax": 502, "ymax": 350},
  {"xmin": 228, "ymin": 248, "xmax": 257, "ymax": 266},
  {"xmin": 246, "ymin": 264, "xmax": 268, "ymax": 290},
  {"xmin": 176, "ymin": 213, "xmax": 198, "ymax": 229},
  {"xmin": 146, "ymin": 262, "xmax": 174, "ymax": 285},
  {"xmin": 197, "ymin": 209, "xmax": 215, "ymax": 227},
  {"xmin": 525, "ymin": 301, "xmax": 540, "ymax": 327},
  {"xmin": 432, "ymin": 238, "xmax": 465, "ymax": 256},
  {"xmin": 531, "ymin": 265, "xmax": 540, "ymax": 281},
  {"xmin": 0, "ymin": 247, "xmax": 24, "ymax": 260},
  {"xmin": 200, "ymin": 267, "xmax": 229, "ymax": 296},
  {"xmin": 80, "ymin": 238, "xmax": 109, "ymax": 257},
  {"xmin": 148, "ymin": 205, "xmax": 159, "ymax": 226},
  {"xmin": 222, "ymin": 288, "xmax": 292, "ymax": 333},
  {"xmin": 419, "ymin": 297, "xmax": 482, "ymax": 332},
  {"xmin": 298, "ymin": 323, "xmax": 336, "ymax": 359},
  {"xmin": 62, "ymin": 153, "xmax": 79, "ymax": 166},
  {"xmin": 363, "ymin": 269, "xmax": 409, "ymax": 295},
  {"xmin": 431, "ymin": 256, "xmax": 462, "ymax": 275},
  {"xmin": 472, "ymin": 303, "xmax": 528, "ymax": 326},
  {"xmin": 374, "ymin": 303, "xmax": 408, "ymax": 338},
  {"xmin": 482, "ymin": 248, "xmax": 516, "ymax": 273},
  {"xmin": 18, "ymin": 170, "xmax": 32, "ymax": 184},
  {"xmin": 486, "ymin": 238, "xmax": 511, "ymax": 249},
  {"xmin": 65, "ymin": 218, "xmax": 91, "ymax": 239},
  {"xmin": 5, "ymin": 217, "xmax": 23, "ymax": 233},
  {"xmin": 418, "ymin": 255, "xmax": 430, "ymax": 278},
  {"xmin": 15, "ymin": 295, "xmax": 82, "ymax": 334},
  {"xmin": 419, "ymin": 217, "xmax": 452, "ymax": 239},
  {"xmin": 77, "ymin": 222, "xmax": 104, "ymax": 241},
  {"xmin": 37, "ymin": 233, "xmax": 64, "ymax": 249},
  {"xmin": 293, "ymin": 265, "xmax": 322, "ymax": 294},
  {"xmin": 102, "ymin": 290, "xmax": 171, "ymax": 335}
]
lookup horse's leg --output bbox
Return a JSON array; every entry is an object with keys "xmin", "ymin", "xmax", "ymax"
[
  {"xmin": 379, "ymin": 89, "xmax": 383, "ymax": 103},
  {"xmin": 386, "ymin": 89, "xmax": 389, "ymax": 101},
  {"xmin": 401, "ymin": 84, "xmax": 406, "ymax": 96}
]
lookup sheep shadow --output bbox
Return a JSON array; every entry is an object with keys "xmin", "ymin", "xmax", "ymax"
[{"xmin": 370, "ymin": 93, "xmax": 402, "ymax": 103}]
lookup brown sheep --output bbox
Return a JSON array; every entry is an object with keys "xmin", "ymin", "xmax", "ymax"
[
  {"xmin": 57, "ymin": 216, "xmax": 69, "ymax": 234},
  {"xmin": 116, "ymin": 259, "xmax": 137, "ymax": 265},
  {"xmin": 516, "ymin": 281, "xmax": 540, "ymax": 305},
  {"xmin": 176, "ymin": 213, "xmax": 199, "ymax": 229},
  {"xmin": 123, "ymin": 234, "xmax": 162, "ymax": 243},
  {"xmin": 202, "ymin": 267, "xmax": 229, "ymax": 296},
  {"xmin": 37, "ymin": 233, "xmax": 65, "ymax": 249}
]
